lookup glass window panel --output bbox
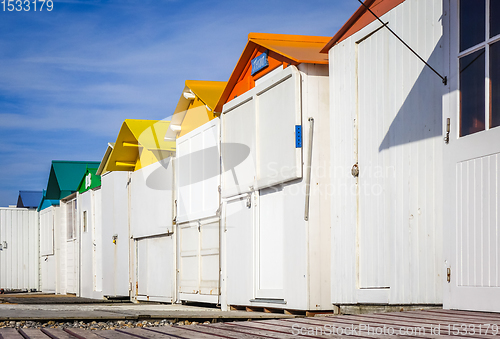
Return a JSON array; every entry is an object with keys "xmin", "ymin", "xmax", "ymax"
[
  {"xmin": 490, "ymin": 41, "xmax": 500, "ymax": 128},
  {"xmin": 491, "ymin": 0, "xmax": 500, "ymax": 38},
  {"xmin": 460, "ymin": 49, "xmax": 486, "ymax": 136},
  {"xmin": 460, "ymin": 0, "xmax": 486, "ymax": 51}
]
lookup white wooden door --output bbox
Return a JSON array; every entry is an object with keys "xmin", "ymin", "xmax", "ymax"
[
  {"xmin": 255, "ymin": 188, "xmax": 285, "ymax": 299},
  {"xmin": 356, "ymin": 27, "xmax": 391, "ymax": 293},
  {"xmin": 443, "ymin": 0, "xmax": 500, "ymax": 312},
  {"xmin": 178, "ymin": 218, "xmax": 220, "ymax": 302},
  {"xmin": 66, "ymin": 199, "xmax": 79, "ymax": 294},
  {"xmin": 224, "ymin": 194, "xmax": 254, "ymax": 305},
  {"xmin": 137, "ymin": 236, "xmax": 173, "ymax": 302},
  {"xmin": 92, "ymin": 190, "xmax": 102, "ymax": 292}
]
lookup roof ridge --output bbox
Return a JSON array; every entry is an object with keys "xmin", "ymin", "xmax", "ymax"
[{"xmin": 249, "ymin": 32, "xmax": 330, "ymax": 43}]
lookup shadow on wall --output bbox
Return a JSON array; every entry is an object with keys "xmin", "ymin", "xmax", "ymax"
[{"xmin": 378, "ymin": 38, "xmax": 444, "ymax": 152}]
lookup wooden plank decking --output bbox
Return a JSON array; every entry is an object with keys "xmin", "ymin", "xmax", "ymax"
[{"xmin": 1, "ymin": 309, "xmax": 499, "ymax": 338}]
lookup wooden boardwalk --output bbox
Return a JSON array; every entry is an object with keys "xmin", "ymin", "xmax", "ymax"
[{"xmin": 1, "ymin": 309, "xmax": 500, "ymax": 338}]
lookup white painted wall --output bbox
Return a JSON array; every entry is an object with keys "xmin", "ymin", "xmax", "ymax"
[
  {"xmin": 221, "ymin": 64, "xmax": 331, "ymax": 310},
  {"xmin": 0, "ymin": 208, "xmax": 39, "ymax": 291},
  {"xmin": 328, "ymin": 0, "xmax": 443, "ymax": 304},
  {"xmin": 79, "ymin": 188, "xmax": 103, "ymax": 299},
  {"xmin": 130, "ymin": 159, "xmax": 175, "ymax": 302},
  {"xmin": 101, "ymin": 171, "xmax": 130, "ymax": 298}
]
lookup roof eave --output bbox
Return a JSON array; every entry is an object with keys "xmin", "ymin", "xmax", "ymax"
[{"xmin": 320, "ymin": 0, "xmax": 376, "ymax": 53}]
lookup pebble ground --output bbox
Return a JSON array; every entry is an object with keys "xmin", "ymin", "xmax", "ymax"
[{"xmin": 0, "ymin": 319, "xmax": 212, "ymax": 330}]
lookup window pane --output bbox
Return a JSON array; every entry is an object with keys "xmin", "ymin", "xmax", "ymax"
[
  {"xmin": 460, "ymin": 0, "xmax": 485, "ymax": 51},
  {"xmin": 491, "ymin": 0, "xmax": 500, "ymax": 37},
  {"xmin": 460, "ymin": 49, "xmax": 486, "ymax": 136},
  {"xmin": 491, "ymin": 41, "xmax": 500, "ymax": 128}
]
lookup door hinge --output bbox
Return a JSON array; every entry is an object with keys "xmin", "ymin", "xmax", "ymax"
[
  {"xmin": 447, "ymin": 268, "xmax": 451, "ymax": 283},
  {"xmin": 444, "ymin": 118, "xmax": 450, "ymax": 144}
]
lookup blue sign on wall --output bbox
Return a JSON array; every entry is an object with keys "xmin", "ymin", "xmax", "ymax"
[{"xmin": 251, "ymin": 51, "xmax": 269, "ymax": 76}]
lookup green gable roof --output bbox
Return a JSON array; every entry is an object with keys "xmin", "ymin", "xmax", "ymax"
[
  {"xmin": 77, "ymin": 167, "xmax": 101, "ymax": 193},
  {"xmin": 45, "ymin": 160, "xmax": 101, "ymax": 200}
]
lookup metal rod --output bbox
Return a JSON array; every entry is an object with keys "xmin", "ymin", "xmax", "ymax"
[
  {"xmin": 357, "ymin": 0, "xmax": 447, "ymax": 85},
  {"xmin": 304, "ymin": 118, "xmax": 314, "ymax": 221}
]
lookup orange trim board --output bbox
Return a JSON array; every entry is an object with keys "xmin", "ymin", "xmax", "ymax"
[
  {"xmin": 214, "ymin": 33, "xmax": 331, "ymax": 112},
  {"xmin": 321, "ymin": 0, "xmax": 406, "ymax": 53}
]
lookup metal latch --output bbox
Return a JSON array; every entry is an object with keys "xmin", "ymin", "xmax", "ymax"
[
  {"xmin": 351, "ymin": 163, "xmax": 359, "ymax": 177},
  {"xmin": 447, "ymin": 268, "xmax": 451, "ymax": 283},
  {"xmin": 246, "ymin": 194, "xmax": 252, "ymax": 208}
]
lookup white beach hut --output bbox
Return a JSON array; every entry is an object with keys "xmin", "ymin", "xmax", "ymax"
[
  {"xmin": 99, "ymin": 120, "xmax": 176, "ymax": 302},
  {"xmin": 164, "ymin": 80, "xmax": 226, "ymax": 304},
  {"xmin": 214, "ymin": 33, "xmax": 332, "ymax": 312},
  {"xmin": 322, "ymin": 0, "xmax": 444, "ymax": 308},
  {"xmin": 38, "ymin": 161, "xmax": 100, "ymax": 295},
  {"xmin": 0, "ymin": 207, "xmax": 39, "ymax": 292}
]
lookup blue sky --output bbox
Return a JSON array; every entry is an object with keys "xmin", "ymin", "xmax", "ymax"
[{"xmin": 0, "ymin": 0, "xmax": 359, "ymax": 207}]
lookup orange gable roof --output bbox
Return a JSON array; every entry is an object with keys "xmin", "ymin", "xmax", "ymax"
[
  {"xmin": 214, "ymin": 33, "xmax": 331, "ymax": 112},
  {"xmin": 321, "ymin": 0, "xmax": 405, "ymax": 53}
]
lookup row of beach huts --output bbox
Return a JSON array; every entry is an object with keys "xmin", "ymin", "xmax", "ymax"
[{"xmin": 1, "ymin": 0, "xmax": 499, "ymax": 314}]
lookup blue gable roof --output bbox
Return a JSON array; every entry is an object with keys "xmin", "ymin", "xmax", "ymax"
[{"xmin": 16, "ymin": 191, "xmax": 43, "ymax": 209}]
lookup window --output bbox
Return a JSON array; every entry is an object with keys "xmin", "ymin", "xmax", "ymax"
[
  {"xmin": 67, "ymin": 200, "xmax": 77, "ymax": 239},
  {"xmin": 459, "ymin": 0, "xmax": 500, "ymax": 136},
  {"xmin": 82, "ymin": 211, "xmax": 88, "ymax": 233}
]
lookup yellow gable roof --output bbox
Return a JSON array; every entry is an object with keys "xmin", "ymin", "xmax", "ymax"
[
  {"xmin": 164, "ymin": 80, "xmax": 226, "ymax": 140},
  {"xmin": 104, "ymin": 119, "xmax": 176, "ymax": 172}
]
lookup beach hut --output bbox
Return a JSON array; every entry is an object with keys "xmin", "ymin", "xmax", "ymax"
[
  {"xmin": 442, "ymin": 0, "xmax": 500, "ymax": 312},
  {"xmin": 39, "ymin": 160, "xmax": 100, "ymax": 295},
  {"xmin": 76, "ymin": 167, "xmax": 103, "ymax": 299},
  {"xmin": 164, "ymin": 80, "xmax": 226, "ymax": 304},
  {"xmin": 99, "ymin": 120, "xmax": 176, "ymax": 302},
  {"xmin": 0, "ymin": 207, "xmax": 39, "ymax": 292},
  {"xmin": 321, "ymin": 0, "xmax": 444, "ymax": 308},
  {"xmin": 215, "ymin": 33, "xmax": 332, "ymax": 311}
]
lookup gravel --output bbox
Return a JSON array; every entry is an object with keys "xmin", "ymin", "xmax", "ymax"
[{"xmin": 0, "ymin": 319, "xmax": 211, "ymax": 330}]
